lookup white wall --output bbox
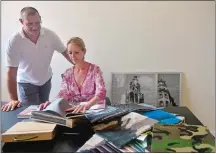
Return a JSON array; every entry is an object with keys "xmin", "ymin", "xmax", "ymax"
[{"xmin": 1, "ymin": 1, "xmax": 215, "ymax": 135}]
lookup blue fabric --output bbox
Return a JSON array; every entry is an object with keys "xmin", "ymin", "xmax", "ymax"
[
  {"xmin": 141, "ymin": 109, "xmax": 176, "ymax": 121},
  {"xmin": 141, "ymin": 110, "xmax": 183, "ymax": 125},
  {"xmin": 159, "ymin": 117, "xmax": 181, "ymax": 124}
]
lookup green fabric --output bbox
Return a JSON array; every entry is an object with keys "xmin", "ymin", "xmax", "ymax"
[{"xmin": 151, "ymin": 123, "xmax": 215, "ymax": 153}]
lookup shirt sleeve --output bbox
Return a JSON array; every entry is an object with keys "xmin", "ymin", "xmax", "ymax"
[
  {"xmin": 5, "ymin": 37, "xmax": 20, "ymax": 67},
  {"xmin": 57, "ymin": 70, "xmax": 71, "ymax": 101},
  {"xmin": 52, "ymin": 31, "xmax": 66, "ymax": 53},
  {"xmin": 94, "ymin": 66, "xmax": 107, "ymax": 100}
]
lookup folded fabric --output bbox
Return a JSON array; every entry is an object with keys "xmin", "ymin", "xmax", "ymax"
[
  {"xmin": 96, "ymin": 112, "xmax": 158, "ymax": 148},
  {"xmin": 170, "ymin": 114, "xmax": 185, "ymax": 124},
  {"xmin": 80, "ymin": 141, "xmax": 122, "ymax": 153},
  {"xmin": 85, "ymin": 104, "xmax": 156, "ymax": 124},
  {"xmin": 141, "ymin": 109, "xmax": 176, "ymax": 120},
  {"xmin": 121, "ymin": 132, "xmax": 152, "ymax": 153},
  {"xmin": 77, "ymin": 134, "xmax": 105, "ymax": 152},
  {"xmin": 151, "ymin": 123, "xmax": 215, "ymax": 153},
  {"xmin": 78, "ymin": 132, "xmax": 152, "ymax": 153},
  {"xmin": 159, "ymin": 117, "xmax": 181, "ymax": 125},
  {"xmin": 92, "ymin": 120, "xmax": 119, "ymax": 131},
  {"xmin": 77, "ymin": 134, "xmax": 123, "ymax": 153},
  {"xmin": 141, "ymin": 109, "xmax": 185, "ymax": 125}
]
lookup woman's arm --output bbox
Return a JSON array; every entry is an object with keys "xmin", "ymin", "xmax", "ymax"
[
  {"xmin": 88, "ymin": 66, "xmax": 106, "ymax": 107},
  {"xmin": 57, "ymin": 72, "xmax": 71, "ymax": 101},
  {"xmin": 87, "ymin": 95, "xmax": 101, "ymax": 107}
]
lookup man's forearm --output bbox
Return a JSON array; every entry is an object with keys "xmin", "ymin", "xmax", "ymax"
[
  {"xmin": 61, "ymin": 51, "xmax": 74, "ymax": 65},
  {"xmin": 7, "ymin": 71, "xmax": 18, "ymax": 100}
]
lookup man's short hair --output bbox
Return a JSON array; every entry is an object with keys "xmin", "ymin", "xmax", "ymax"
[{"xmin": 20, "ymin": 7, "xmax": 39, "ymax": 19}]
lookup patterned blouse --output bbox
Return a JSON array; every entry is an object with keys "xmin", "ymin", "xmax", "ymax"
[{"xmin": 57, "ymin": 63, "xmax": 106, "ymax": 105}]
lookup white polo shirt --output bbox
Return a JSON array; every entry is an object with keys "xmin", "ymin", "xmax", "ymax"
[{"xmin": 5, "ymin": 27, "xmax": 66, "ymax": 86}]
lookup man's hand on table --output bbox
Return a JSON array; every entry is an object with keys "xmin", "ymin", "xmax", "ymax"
[{"xmin": 1, "ymin": 100, "xmax": 21, "ymax": 111}]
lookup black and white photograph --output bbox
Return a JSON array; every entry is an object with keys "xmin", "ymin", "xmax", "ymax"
[
  {"xmin": 111, "ymin": 73, "xmax": 157, "ymax": 106},
  {"xmin": 157, "ymin": 73, "xmax": 181, "ymax": 107},
  {"xmin": 111, "ymin": 72, "xmax": 182, "ymax": 107}
]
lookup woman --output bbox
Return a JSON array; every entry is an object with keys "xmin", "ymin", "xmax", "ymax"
[{"xmin": 39, "ymin": 37, "xmax": 106, "ymax": 113}]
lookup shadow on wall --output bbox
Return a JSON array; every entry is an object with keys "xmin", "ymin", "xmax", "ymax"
[{"xmin": 181, "ymin": 72, "xmax": 192, "ymax": 109}]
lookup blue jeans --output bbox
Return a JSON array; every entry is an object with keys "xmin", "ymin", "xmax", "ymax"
[{"xmin": 18, "ymin": 78, "xmax": 52, "ymax": 105}]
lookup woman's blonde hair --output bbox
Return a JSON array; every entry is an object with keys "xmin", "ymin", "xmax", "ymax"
[{"xmin": 67, "ymin": 37, "xmax": 86, "ymax": 51}]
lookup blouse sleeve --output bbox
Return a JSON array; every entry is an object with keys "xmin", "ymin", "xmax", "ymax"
[
  {"xmin": 57, "ymin": 70, "xmax": 71, "ymax": 101},
  {"xmin": 94, "ymin": 66, "xmax": 106, "ymax": 100}
]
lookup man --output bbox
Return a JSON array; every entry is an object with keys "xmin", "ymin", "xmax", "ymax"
[{"xmin": 1, "ymin": 7, "xmax": 73, "ymax": 111}]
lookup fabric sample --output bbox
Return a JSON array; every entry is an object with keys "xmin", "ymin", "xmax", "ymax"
[
  {"xmin": 151, "ymin": 123, "xmax": 215, "ymax": 153},
  {"xmin": 141, "ymin": 109, "xmax": 184, "ymax": 125},
  {"xmin": 142, "ymin": 109, "xmax": 176, "ymax": 120},
  {"xmin": 96, "ymin": 112, "xmax": 158, "ymax": 148},
  {"xmin": 86, "ymin": 104, "xmax": 156, "ymax": 124}
]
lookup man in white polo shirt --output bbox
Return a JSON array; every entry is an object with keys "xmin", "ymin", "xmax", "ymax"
[{"xmin": 1, "ymin": 7, "xmax": 73, "ymax": 111}]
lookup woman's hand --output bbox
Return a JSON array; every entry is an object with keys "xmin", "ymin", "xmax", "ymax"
[
  {"xmin": 39, "ymin": 101, "xmax": 51, "ymax": 110},
  {"xmin": 65, "ymin": 103, "xmax": 91, "ymax": 113}
]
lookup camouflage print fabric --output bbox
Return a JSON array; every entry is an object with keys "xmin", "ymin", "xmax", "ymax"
[{"xmin": 151, "ymin": 123, "xmax": 215, "ymax": 153}]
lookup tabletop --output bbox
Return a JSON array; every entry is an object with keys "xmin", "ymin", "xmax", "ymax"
[{"xmin": 1, "ymin": 103, "xmax": 204, "ymax": 153}]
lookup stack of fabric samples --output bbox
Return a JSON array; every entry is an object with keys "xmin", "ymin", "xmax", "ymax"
[
  {"xmin": 78, "ymin": 106, "xmax": 188, "ymax": 153},
  {"xmin": 77, "ymin": 112, "xmax": 157, "ymax": 152},
  {"xmin": 78, "ymin": 132, "xmax": 153, "ymax": 153},
  {"xmin": 85, "ymin": 104, "xmax": 157, "ymax": 124},
  {"xmin": 81, "ymin": 142, "xmax": 122, "ymax": 153},
  {"xmin": 95, "ymin": 112, "xmax": 158, "ymax": 148},
  {"xmin": 77, "ymin": 134, "xmax": 116, "ymax": 152},
  {"xmin": 120, "ymin": 131, "xmax": 152, "ymax": 152}
]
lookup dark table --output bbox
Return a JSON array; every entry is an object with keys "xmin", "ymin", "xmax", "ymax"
[
  {"xmin": 1, "ymin": 104, "xmax": 204, "ymax": 153},
  {"xmin": 1, "ymin": 102, "xmax": 94, "ymax": 153}
]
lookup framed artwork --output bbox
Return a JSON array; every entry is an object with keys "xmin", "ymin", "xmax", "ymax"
[{"xmin": 111, "ymin": 72, "xmax": 182, "ymax": 107}]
